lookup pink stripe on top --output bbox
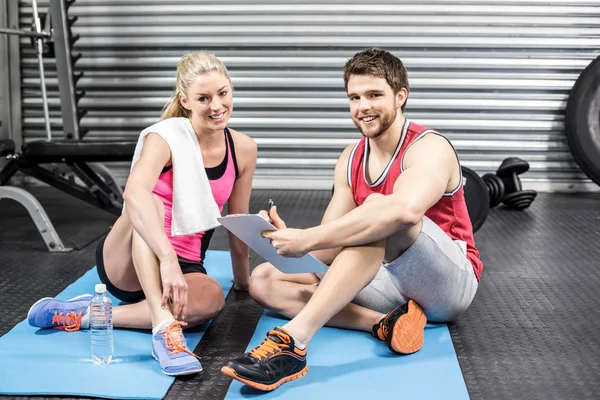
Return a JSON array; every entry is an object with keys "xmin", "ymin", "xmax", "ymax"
[{"xmin": 152, "ymin": 128, "xmax": 237, "ymax": 262}]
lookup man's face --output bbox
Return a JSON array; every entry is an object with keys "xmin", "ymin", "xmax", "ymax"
[{"xmin": 346, "ymin": 74, "xmax": 403, "ymax": 139}]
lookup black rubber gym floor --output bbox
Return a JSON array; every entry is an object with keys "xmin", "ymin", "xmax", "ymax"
[{"xmin": 1, "ymin": 187, "xmax": 599, "ymax": 399}]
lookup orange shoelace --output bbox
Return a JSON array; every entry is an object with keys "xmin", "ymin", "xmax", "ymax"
[
  {"xmin": 377, "ymin": 318, "xmax": 389, "ymax": 341},
  {"xmin": 159, "ymin": 321, "xmax": 199, "ymax": 358},
  {"xmin": 51, "ymin": 311, "xmax": 84, "ymax": 332},
  {"xmin": 250, "ymin": 330, "xmax": 290, "ymax": 359}
]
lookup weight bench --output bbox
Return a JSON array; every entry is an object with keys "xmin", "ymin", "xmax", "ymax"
[
  {"xmin": 0, "ymin": 138, "xmax": 135, "ymax": 252},
  {"xmin": 1, "ymin": 0, "xmax": 138, "ymax": 252}
]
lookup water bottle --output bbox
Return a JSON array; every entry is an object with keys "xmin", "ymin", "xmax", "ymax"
[{"xmin": 90, "ymin": 283, "xmax": 114, "ymax": 365}]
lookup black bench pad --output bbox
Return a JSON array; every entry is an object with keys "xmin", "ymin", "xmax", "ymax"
[
  {"xmin": 23, "ymin": 140, "xmax": 136, "ymax": 162},
  {"xmin": 0, "ymin": 140, "xmax": 16, "ymax": 156}
]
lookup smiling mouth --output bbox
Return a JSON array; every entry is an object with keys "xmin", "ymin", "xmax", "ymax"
[
  {"xmin": 209, "ymin": 112, "xmax": 226, "ymax": 120},
  {"xmin": 360, "ymin": 115, "xmax": 378, "ymax": 123}
]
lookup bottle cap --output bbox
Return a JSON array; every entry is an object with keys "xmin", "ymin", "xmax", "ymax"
[{"xmin": 95, "ymin": 284, "xmax": 107, "ymax": 293}]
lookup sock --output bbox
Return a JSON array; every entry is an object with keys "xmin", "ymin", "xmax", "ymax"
[
  {"xmin": 291, "ymin": 334, "xmax": 307, "ymax": 350},
  {"xmin": 80, "ymin": 306, "xmax": 91, "ymax": 329},
  {"xmin": 152, "ymin": 318, "xmax": 176, "ymax": 336},
  {"xmin": 280, "ymin": 325, "xmax": 307, "ymax": 349}
]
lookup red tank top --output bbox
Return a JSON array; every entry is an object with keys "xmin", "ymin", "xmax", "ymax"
[{"xmin": 348, "ymin": 120, "xmax": 483, "ymax": 281}]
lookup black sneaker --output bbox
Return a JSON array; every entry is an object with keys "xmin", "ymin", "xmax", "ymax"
[
  {"xmin": 221, "ymin": 327, "xmax": 308, "ymax": 391},
  {"xmin": 371, "ymin": 299, "xmax": 427, "ymax": 354}
]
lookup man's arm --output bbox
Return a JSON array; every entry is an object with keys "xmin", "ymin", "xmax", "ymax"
[
  {"xmin": 305, "ymin": 134, "xmax": 459, "ymax": 250},
  {"xmin": 310, "ymin": 143, "xmax": 358, "ymax": 265}
]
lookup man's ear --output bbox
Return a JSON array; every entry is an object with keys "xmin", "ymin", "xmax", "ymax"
[{"xmin": 396, "ymin": 88, "xmax": 408, "ymax": 110}]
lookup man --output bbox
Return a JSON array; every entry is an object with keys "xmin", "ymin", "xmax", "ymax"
[{"xmin": 221, "ymin": 47, "xmax": 483, "ymax": 391}]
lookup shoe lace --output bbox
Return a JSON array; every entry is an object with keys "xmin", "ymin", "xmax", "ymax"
[
  {"xmin": 377, "ymin": 318, "xmax": 389, "ymax": 341},
  {"xmin": 51, "ymin": 311, "xmax": 83, "ymax": 332},
  {"xmin": 160, "ymin": 321, "xmax": 200, "ymax": 358},
  {"xmin": 250, "ymin": 330, "xmax": 289, "ymax": 359}
]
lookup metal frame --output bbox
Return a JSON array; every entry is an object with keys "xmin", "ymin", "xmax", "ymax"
[
  {"xmin": 31, "ymin": 0, "xmax": 52, "ymax": 141},
  {"xmin": 0, "ymin": 2, "xmax": 9, "ymax": 142},
  {"xmin": 0, "ymin": 186, "xmax": 72, "ymax": 252},
  {"xmin": 0, "ymin": 1, "xmax": 22, "ymax": 146},
  {"xmin": 16, "ymin": 160, "xmax": 124, "ymax": 216},
  {"xmin": 0, "ymin": 0, "xmax": 99, "ymax": 253},
  {"xmin": 49, "ymin": 0, "xmax": 81, "ymax": 140},
  {"xmin": 7, "ymin": 0, "xmax": 24, "ymax": 151}
]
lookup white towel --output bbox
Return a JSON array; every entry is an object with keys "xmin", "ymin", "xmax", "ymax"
[{"xmin": 126, "ymin": 117, "xmax": 222, "ymax": 236}]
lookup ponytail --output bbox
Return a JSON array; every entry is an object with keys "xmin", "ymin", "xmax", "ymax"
[{"xmin": 160, "ymin": 91, "xmax": 189, "ymax": 120}]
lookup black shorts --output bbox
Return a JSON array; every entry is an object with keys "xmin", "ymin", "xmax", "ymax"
[{"xmin": 95, "ymin": 234, "xmax": 207, "ymax": 304}]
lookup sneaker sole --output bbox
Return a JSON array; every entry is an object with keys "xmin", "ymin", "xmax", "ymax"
[
  {"xmin": 387, "ymin": 299, "xmax": 427, "ymax": 355},
  {"xmin": 151, "ymin": 350, "xmax": 203, "ymax": 376},
  {"xmin": 221, "ymin": 364, "xmax": 308, "ymax": 391},
  {"xmin": 27, "ymin": 294, "xmax": 93, "ymax": 324}
]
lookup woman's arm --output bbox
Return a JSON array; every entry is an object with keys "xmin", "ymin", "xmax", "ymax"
[
  {"xmin": 225, "ymin": 130, "xmax": 258, "ymax": 291},
  {"xmin": 123, "ymin": 133, "xmax": 175, "ymax": 263}
]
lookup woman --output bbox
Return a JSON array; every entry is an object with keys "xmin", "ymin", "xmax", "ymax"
[{"xmin": 27, "ymin": 52, "xmax": 257, "ymax": 376}]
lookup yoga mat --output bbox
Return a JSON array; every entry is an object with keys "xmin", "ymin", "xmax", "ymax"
[
  {"xmin": 225, "ymin": 313, "xmax": 470, "ymax": 399},
  {"xmin": 0, "ymin": 250, "xmax": 234, "ymax": 400}
]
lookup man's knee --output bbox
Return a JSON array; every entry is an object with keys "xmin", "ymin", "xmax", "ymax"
[{"xmin": 249, "ymin": 263, "xmax": 278, "ymax": 306}]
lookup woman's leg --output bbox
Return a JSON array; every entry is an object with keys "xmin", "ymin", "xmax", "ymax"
[
  {"xmin": 101, "ymin": 195, "xmax": 172, "ymax": 328},
  {"xmin": 113, "ymin": 272, "xmax": 225, "ymax": 329}
]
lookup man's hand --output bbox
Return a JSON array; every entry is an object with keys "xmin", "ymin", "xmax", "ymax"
[
  {"xmin": 259, "ymin": 205, "xmax": 311, "ymax": 257},
  {"xmin": 262, "ymin": 228, "xmax": 311, "ymax": 258},
  {"xmin": 159, "ymin": 256, "xmax": 188, "ymax": 320},
  {"xmin": 258, "ymin": 205, "xmax": 287, "ymax": 230}
]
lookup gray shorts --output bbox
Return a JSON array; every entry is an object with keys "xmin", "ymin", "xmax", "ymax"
[{"xmin": 316, "ymin": 216, "xmax": 479, "ymax": 322}]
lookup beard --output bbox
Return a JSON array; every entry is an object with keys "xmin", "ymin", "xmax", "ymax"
[{"xmin": 354, "ymin": 106, "xmax": 397, "ymax": 139}]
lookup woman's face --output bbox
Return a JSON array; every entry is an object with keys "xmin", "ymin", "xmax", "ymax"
[{"xmin": 180, "ymin": 70, "xmax": 233, "ymax": 131}]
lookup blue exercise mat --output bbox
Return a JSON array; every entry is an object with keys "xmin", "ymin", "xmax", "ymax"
[
  {"xmin": 225, "ymin": 312, "xmax": 470, "ymax": 399},
  {"xmin": 0, "ymin": 250, "xmax": 234, "ymax": 400}
]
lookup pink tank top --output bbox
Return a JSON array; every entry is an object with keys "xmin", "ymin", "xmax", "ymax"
[{"xmin": 152, "ymin": 128, "xmax": 238, "ymax": 262}]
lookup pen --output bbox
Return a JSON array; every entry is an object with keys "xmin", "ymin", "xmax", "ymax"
[{"xmin": 267, "ymin": 199, "xmax": 275, "ymax": 219}]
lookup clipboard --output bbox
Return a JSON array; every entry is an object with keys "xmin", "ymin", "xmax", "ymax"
[{"xmin": 217, "ymin": 214, "xmax": 328, "ymax": 274}]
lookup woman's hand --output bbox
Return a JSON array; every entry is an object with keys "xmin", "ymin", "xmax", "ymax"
[{"xmin": 159, "ymin": 256, "xmax": 188, "ymax": 320}]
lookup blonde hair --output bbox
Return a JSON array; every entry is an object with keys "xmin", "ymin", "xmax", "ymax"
[{"xmin": 161, "ymin": 52, "xmax": 231, "ymax": 120}]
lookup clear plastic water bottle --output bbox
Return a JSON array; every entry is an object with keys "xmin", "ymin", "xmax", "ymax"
[{"xmin": 90, "ymin": 283, "xmax": 114, "ymax": 365}]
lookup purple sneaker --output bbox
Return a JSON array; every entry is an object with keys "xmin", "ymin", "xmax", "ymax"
[
  {"xmin": 27, "ymin": 294, "xmax": 92, "ymax": 331},
  {"xmin": 152, "ymin": 320, "xmax": 202, "ymax": 376}
]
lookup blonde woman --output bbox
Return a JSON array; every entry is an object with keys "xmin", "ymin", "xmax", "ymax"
[{"xmin": 27, "ymin": 52, "xmax": 257, "ymax": 376}]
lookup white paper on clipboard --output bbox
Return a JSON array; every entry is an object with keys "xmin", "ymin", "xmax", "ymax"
[{"xmin": 217, "ymin": 214, "xmax": 328, "ymax": 274}]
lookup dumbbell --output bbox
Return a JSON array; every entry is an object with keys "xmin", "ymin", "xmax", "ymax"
[
  {"xmin": 495, "ymin": 157, "xmax": 537, "ymax": 210},
  {"xmin": 482, "ymin": 173, "xmax": 504, "ymax": 208}
]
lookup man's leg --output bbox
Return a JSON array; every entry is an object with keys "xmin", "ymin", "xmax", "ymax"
[
  {"xmin": 250, "ymin": 263, "xmax": 386, "ymax": 333},
  {"xmin": 249, "ymin": 191, "xmax": 412, "ymax": 333},
  {"xmin": 281, "ymin": 192, "xmax": 421, "ymax": 344},
  {"xmin": 383, "ymin": 216, "xmax": 479, "ymax": 323},
  {"xmin": 223, "ymin": 193, "xmax": 423, "ymax": 390}
]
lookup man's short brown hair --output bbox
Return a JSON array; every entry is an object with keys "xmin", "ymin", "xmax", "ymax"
[{"xmin": 343, "ymin": 48, "xmax": 410, "ymax": 111}]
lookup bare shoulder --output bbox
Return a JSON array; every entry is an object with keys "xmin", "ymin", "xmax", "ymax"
[
  {"xmin": 140, "ymin": 132, "xmax": 171, "ymax": 161},
  {"xmin": 228, "ymin": 128, "xmax": 257, "ymax": 175},
  {"xmin": 336, "ymin": 142, "xmax": 358, "ymax": 169},
  {"xmin": 404, "ymin": 133, "xmax": 455, "ymax": 166}
]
